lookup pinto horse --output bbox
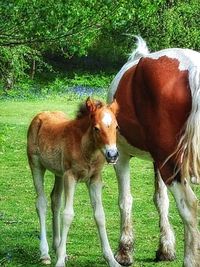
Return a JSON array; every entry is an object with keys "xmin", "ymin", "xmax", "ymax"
[
  {"xmin": 27, "ymin": 98, "xmax": 122, "ymax": 267},
  {"xmin": 108, "ymin": 37, "xmax": 200, "ymax": 267}
]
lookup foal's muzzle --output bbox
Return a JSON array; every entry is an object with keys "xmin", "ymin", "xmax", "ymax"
[{"xmin": 105, "ymin": 147, "xmax": 119, "ymax": 164}]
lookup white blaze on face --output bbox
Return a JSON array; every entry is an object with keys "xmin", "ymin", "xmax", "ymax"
[
  {"xmin": 105, "ymin": 144, "xmax": 117, "ymax": 150},
  {"xmin": 102, "ymin": 112, "xmax": 112, "ymax": 127}
]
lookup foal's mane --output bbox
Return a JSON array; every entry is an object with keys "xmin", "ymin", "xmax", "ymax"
[{"xmin": 76, "ymin": 100, "xmax": 104, "ymax": 119}]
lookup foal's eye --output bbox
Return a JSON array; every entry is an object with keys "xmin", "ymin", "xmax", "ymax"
[
  {"xmin": 116, "ymin": 125, "xmax": 120, "ymax": 130},
  {"xmin": 94, "ymin": 126, "xmax": 100, "ymax": 132}
]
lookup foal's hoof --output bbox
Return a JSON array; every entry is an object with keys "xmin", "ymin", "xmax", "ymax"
[
  {"xmin": 40, "ymin": 255, "xmax": 51, "ymax": 265},
  {"xmin": 155, "ymin": 249, "xmax": 176, "ymax": 262},
  {"xmin": 115, "ymin": 243, "xmax": 133, "ymax": 266}
]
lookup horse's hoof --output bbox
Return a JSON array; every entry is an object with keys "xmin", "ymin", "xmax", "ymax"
[
  {"xmin": 55, "ymin": 261, "xmax": 65, "ymax": 267},
  {"xmin": 191, "ymin": 176, "xmax": 200, "ymax": 184},
  {"xmin": 40, "ymin": 255, "xmax": 51, "ymax": 265},
  {"xmin": 115, "ymin": 245, "xmax": 133, "ymax": 266},
  {"xmin": 155, "ymin": 249, "xmax": 176, "ymax": 262}
]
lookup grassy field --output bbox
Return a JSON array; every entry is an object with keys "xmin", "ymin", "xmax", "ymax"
[{"xmin": 0, "ymin": 96, "xmax": 199, "ymax": 267}]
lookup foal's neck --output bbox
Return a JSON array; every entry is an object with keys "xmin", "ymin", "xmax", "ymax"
[{"xmin": 77, "ymin": 116, "xmax": 103, "ymax": 163}]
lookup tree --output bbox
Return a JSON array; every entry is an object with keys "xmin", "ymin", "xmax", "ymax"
[
  {"xmin": 0, "ymin": 0, "xmax": 199, "ymax": 89},
  {"xmin": 0, "ymin": 0, "xmax": 121, "ymax": 87}
]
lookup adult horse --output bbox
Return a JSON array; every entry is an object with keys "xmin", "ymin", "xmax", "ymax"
[{"xmin": 108, "ymin": 37, "xmax": 200, "ymax": 267}]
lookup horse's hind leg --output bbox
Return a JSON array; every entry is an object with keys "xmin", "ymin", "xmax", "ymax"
[
  {"xmin": 114, "ymin": 152, "xmax": 133, "ymax": 266},
  {"xmin": 169, "ymin": 180, "xmax": 200, "ymax": 267},
  {"xmin": 153, "ymin": 166, "xmax": 176, "ymax": 261},
  {"xmin": 51, "ymin": 175, "xmax": 63, "ymax": 251},
  {"xmin": 30, "ymin": 156, "xmax": 50, "ymax": 264}
]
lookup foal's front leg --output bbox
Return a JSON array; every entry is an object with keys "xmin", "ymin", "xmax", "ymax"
[
  {"xmin": 153, "ymin": 166, "xmax": 176, "ymax": 261},
  {"xmin": 88, "ymin": 176, "xmax": 122, "ymax": 267},
  {"xmin": 56, "ymin": 173, "xmax": 76, "ymax": 267}
]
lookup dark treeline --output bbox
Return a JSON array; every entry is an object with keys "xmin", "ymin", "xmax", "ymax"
[{"xmin": 0, "ymin": 0, "xmax": 199, "ymax": 89}]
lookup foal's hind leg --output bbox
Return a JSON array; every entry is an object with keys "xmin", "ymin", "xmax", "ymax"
[
  {"xmin": 114, "ymin": 152, "xmax": 133, "ymax": 266},
  {"xmin": 51, "ymin": 175, "xmax": 63, "ymax": 251},
  {"xmin": 56, "ymin": 172, "xmax": 76, "ymax": 267},
  {"xmin": 154, "ymin": 166, "xmax": 176, "ymax": 261},
  {"xmin": 30, "ymin": 156, "xmax": 50, "ymax": 264},
  {"xmin": 169, "ymin": 180, "xmax": 200, "ymax": 267}
]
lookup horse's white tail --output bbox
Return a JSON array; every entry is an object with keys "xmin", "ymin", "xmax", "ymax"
[
  {"xmin": 127, "ymin": 36, "xmax": 149, "ymax": 62},
  {"xmin": 177, "ymin": 66, "xmax": 200, "ymax": 183},
  {"xmin": 107, "ymin": 36, "xmax": 149, "ymax": 103}
]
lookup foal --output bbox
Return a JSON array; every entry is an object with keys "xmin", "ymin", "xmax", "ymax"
[{"xmin": 27, "ymin": 98, "xmax": 121, "ymax": 267}]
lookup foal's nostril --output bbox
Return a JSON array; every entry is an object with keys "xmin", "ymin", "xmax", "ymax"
[
  {"xmin": 106, "ymin": 149, "xmax": 119, "ymax": 163},
  {"xmin": 107, "ymin": 150, "xmax": 111, "ymax": 158}
]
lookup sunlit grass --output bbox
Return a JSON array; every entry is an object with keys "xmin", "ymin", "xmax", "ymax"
[{"xmin": 0, "ymin": 97, "xmax": 199, "ymax": 267}]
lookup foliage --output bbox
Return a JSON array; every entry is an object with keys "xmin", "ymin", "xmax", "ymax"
[
  {"xmin": 0, "ymin": 71, "xmax": 113, "ymax": 100},
  {"xmin": 0, "ymin": 0, "xmax": 120, "ymax": 87},
  {"xmin": 0, "ymin": 0, "xmax": 115, "ymax": 51},
  {"xmin": 92, "ymin": 0, "xmax": 200, "ymax": 60},
  {"xmin": 0, "ymin": 0, "xmax": 199, "ymax": 92},
  {"xmin": 0, "ymin": 46, "xmax": 47, "ymax": 90}
]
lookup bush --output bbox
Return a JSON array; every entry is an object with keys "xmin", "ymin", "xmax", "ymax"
[{"xmin": 0, "ymin": 72, "xmax": 113, "ymax": 100}]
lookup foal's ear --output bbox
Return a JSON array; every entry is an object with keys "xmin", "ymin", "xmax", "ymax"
[
  {"xmin": 109, "ymin": 99, "xmax": 119, "ymax": 115},
  {"xmin": 86, "ymin": 97, "xmax": 96, "ymax": 113}
]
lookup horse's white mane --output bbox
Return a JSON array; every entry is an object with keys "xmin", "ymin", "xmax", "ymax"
[{"xmin": 107, "ymin": 36, "xmax": 150, "ymax": 102}]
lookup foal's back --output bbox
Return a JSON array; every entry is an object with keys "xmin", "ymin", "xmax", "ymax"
[{"xmin": 27, "ymin": 111, "xmax": 71, "ymax": 176}]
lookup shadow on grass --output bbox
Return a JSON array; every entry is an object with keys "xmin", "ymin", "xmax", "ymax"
[
  {"xmin": 0, "ymin": 247, "xmax": 39, "ymax": 266},
  {"xmin": 0, "ymin": 246, "xmax": 106, "ymax": 267},
  {"xmin": 136, "ymin": 256, "xmax": 158, "ymax": 263},
  {"xmin": 136, "ymin": 255, "xmax": 178, "ymax": 266}
]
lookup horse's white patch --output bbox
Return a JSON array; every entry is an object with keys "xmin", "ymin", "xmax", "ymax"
[
  {"xmin": 108, "ymin": 37, "xmax": 200, "ymax": 103},
  {"xmin": 102, "ymin": 112, "xmax": 112, "ymax": 126}
]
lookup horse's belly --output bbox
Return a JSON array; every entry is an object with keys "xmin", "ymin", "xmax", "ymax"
[{"xmin": 118, "ymin": 134, "xmax": 152, "ymax": 161}]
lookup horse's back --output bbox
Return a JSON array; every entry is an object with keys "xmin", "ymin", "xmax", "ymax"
[
  {"xmin": 110, "ymin": 47, "xmax": 200, "ymax": 101},
  {"xmin": 148, "ymin": 48, "xmax": 200, "ymax": 69}
]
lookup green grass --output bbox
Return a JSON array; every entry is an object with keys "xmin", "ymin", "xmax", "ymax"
[{"xmin": 0, "ymin": 97, "xmax": 199, "ymax": 267}]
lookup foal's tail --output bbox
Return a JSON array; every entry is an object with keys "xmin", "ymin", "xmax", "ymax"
[
  {"xmin": 27, "ymin": 115, "xmax": 42, "ymax": 157},
  {"xmin": 177, "ymin": 66, "xmax": 200, "ymax": 183}
]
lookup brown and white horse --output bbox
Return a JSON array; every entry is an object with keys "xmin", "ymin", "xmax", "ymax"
[
  {"xmin": 108, "ymin": 37, "xmax": 200, "ymax": 267},
  {"xmin": 27, "ymin": 98, "xmax": 122, "ymax": 267}
]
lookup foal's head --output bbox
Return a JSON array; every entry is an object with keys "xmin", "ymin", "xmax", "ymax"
[{"xmin": 86, "ymin": 97, "xmax": 119, "ymax": 164}]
